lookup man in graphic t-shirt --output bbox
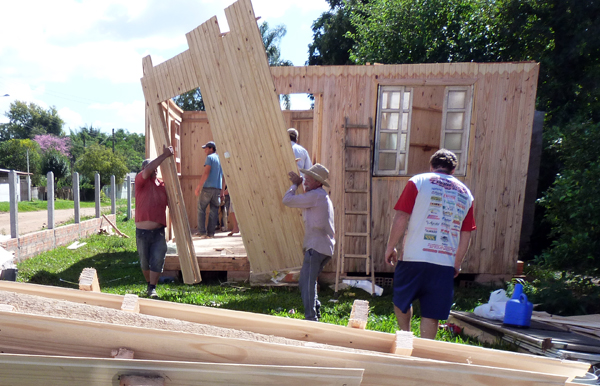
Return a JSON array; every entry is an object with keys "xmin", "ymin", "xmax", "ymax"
[{"xmin": 384, "ymin": 149, "xmax": 476, "ymax": 339}]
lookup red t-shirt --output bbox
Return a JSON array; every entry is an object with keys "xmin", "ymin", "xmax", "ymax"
[{"xmin": 135, "ymin": 172, "xmax": 168, "ymax": 226}]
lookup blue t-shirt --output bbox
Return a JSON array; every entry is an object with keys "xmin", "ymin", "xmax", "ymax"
[{"xmin": 203, "ymin": 152, "xmax": 223, "ymax": 189}]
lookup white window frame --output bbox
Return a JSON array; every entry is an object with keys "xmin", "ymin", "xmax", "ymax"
[
  {"xmin": 373, "ymin": 85, "xmax": 413, "ymax": 176},
  {"xmin": 440, "ymin": 86, "xmax": 473, "ymax": 176}
]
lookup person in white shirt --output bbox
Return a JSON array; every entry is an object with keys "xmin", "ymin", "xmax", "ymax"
[
  {"xmin": 283, "ymin": 164, "xmax": 335, "ymax": 321},
  {"xmin": 288, "ymin": 128, "xmax": 312, "ymax": 174}
]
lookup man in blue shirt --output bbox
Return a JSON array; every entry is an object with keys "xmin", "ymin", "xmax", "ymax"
[{"xmin": 195, "ymin": 141, "xmax": 224, "ymax": 239}]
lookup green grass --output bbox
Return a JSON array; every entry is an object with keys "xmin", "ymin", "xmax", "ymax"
[
  {"xmin": 0, "ymin": 199, "xmax": 97, "ymax": 212},
  {"xmin": 15, "ymin": 206, "xmax": 509, "ymax": 347}
]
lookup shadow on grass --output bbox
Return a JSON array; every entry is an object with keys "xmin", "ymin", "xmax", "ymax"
[{"xmin": 28, "ymin": 250, "xmax": 145, "ymax": 291}]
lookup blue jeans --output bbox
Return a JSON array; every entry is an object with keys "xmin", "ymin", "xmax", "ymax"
[
  {"xmin": 136, "ymin": 227, "xmax": 167, "ymax": 273},
  {"xmin": 299, "ymin": 249, "xmax": 331, "ymax": 321},
  {"xmin": 197, "ymin": 187, "xmax": 221, "ymax": 236}
]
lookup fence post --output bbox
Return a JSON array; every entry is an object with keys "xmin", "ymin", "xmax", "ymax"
[
  {"xmin": 110, "ymin": 175, "xmax": 116, "ymax": 214},
  {"xmin": 9, "ymin": 170, "xmax": 19, "ymax": 238},
  {"xmin": 95, "ymin": 173, "xmax": 101, "ymax": 218},
  {"xmin": 47, "ymin": 171, "xmax": 55, "ymax": 230},
  {"xmin": 126, "ymin": 174, "xmax": 132, "ymax": 220},
  {"xmin": 73, "ymin": 172, "xmax": 80, "ymax": 224},
  {"xmin": 26, "ymin": 174, "xmax": 31, "ymax": 201}
]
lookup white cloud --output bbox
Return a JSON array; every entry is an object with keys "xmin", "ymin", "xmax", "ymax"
[{"xmin": 57, "ymin": 107, "xmax": 85, "ymax": 132}]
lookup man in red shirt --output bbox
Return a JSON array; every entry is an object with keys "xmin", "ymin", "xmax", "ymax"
[
  {"xmin": 135, "ymin": 145, "xmax": 174, "ymax": 298},
  {"xmin": 384, "ymin": 149, "xmax": 476, "ymax": 339}
]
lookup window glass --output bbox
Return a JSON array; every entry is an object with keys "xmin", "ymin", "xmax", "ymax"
[
  {"xmin": 390, "ymin": 92, "xmax": 401, "ymax": 109},
  {"xmin": 382, "ymin": 112, "xmax": 400, "ymax": 130},
  {"xmin": 403, "ymin": 92, "xmax": 411, "ymax": 110},
  {"xmin": 379, "ymin": 152, "xmax": 397, "ymax": 170},
  {"xmin": 445, "ymin": 133, "xmax": 463, "ymax": 150},
  {"xmin": 446, "ymin": 112, "xmax": 464, "ymax": 130},
  {"xmin": 380, "ymin": 133, "xmax": 398, "ymax": 150},
  {"xmin": 448, "ymin": 91, "xmax": 466, "ymax": 109}
]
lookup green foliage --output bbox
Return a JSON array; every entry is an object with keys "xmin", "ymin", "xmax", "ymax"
[
  {"xmin": 308, "ymin": 0, "xmax": 358, "ymax": 66},
  {"xmin": 0, "ymin": 139, "xmax": 43, "ymax": 185},
  {"xmin": 348, "ymin": 0, "xmax": 503, "ymax": 65},
  {"xmin": 41, "ymin": 148, "xmax": 70, "ymax": 183},
  {"xmin": 536, "ymin": 120, "xmax": 600, "ymax": 274},
  {"xmin": 75, "ymin": 143, "xmax": 129, "ymax": 186},
  {"xmin": 0, "ymin": 100, "xmax": 64, "ymax": 140},
  {"xmin": 173, "ymin": 88, "xmax": 205, "ymax": 111}
]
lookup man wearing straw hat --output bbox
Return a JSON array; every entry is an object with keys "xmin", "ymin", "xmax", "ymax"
[
  {"xmin": 288, "ymin": 128, "xmax": 312, "ymax": 174},
  {"xmin": 283, "ymin": 164, "xmax": 335, "ymax": 321}
]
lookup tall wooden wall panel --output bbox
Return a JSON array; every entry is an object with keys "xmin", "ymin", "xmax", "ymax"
[
  {"xmin": 184, "ymin": 0, "xmax": 305, "ymax": 274},
  {"xmin": 271, "ymin": 62, "xmax": 539, "ymax": 276}
]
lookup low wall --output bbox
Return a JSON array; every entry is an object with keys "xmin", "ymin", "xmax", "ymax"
[{"xmin": 0, "ymin": 215, "xmax": 116, "ymax": 262}]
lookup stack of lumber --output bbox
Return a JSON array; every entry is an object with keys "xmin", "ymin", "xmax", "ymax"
[
  {"xmin": 0, "ymin": 281, "xmax": 592, "ymax": 385},
  {"xmin": 450, "ymin": 310, "xmax": 600, "ymax": 364}
]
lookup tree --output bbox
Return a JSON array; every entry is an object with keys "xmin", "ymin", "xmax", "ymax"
[
  {"xmin": 0, "ymin": 139, "xmax": 43, "ymax": 185},
  {"xmin": 41, "ymin": 149, "xmax": 70, "ymax": 192},
  {"xmin": 347, "ymin": 0, "xmax": 502, "ymax": 65},
  {"xmin": 308, "ymin": 0, "xmax": 359, "ymax": 66},
  {"xmin": 75, "ymin": 143, "xmax": 129, "ymax": 186},
  {"xmin": 173, "ymin": 88, "xmax": 205, "ymax": 111},
  {"xmin": 1, "ymin": 100, "xmax": 64, "ymax": 140},
  {"xmin": 33, "ymin": 134, "xmax": 71, "ymax": 157}
]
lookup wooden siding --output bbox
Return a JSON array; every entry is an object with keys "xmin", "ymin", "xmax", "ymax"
[{"xmin": 270, "ymin": 62, "xmax": 539, "ymax": 275}]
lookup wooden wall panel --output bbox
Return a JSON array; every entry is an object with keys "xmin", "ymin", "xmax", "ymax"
[
  {"xmin": 183, "ymin": 0, "xmax": 304, "ymax": 274},
  {"xmin": 270, "ymin": 62, "xmax": 539, "ymax": 276},
  {"xmin": 407, "ymin": 86, "xmax": 444, "ymax": 175}
]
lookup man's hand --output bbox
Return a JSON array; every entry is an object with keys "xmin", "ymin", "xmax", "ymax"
[
  {"xmin": 288, "ymin": 171, "xmax": 303, "ymax": 186},
  {"xmin": 195, "ymin": 185, "xmax": 201, "ymax": 196},
  {"xmin": 163, "ymin": 145, "xmax": 174, "ymax": 157},
  {"xmin": 385, "ymin": 247, "xmax": 398, "ymax": 266}
]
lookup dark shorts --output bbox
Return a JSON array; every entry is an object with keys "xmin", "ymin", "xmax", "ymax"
[
  {"xmin": 136, "ymin": 227, "xmax": 167, "ymax": 273},
  {"xmin": 393, "ymin": 261, "xmax": 455, "ymax": 320}
]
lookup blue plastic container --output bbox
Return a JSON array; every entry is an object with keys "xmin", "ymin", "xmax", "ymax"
[{"xmin": 503, "ymin": 284, "xmax": 533, "ymax": 327}]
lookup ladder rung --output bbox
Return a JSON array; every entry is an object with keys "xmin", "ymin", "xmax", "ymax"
[
  {"xmin": 345, "ymin": 189, "xmax": 369, "ymax": 193},
  {"xmin": 344, "ymin": 254, "xmax": 369, "ymax": 259},
  {"xmin": 345, "ymin": 168, "xmax": 368, "ymax": 172},
  {"xmin": 344, "ymin": 232, "xmax": 368, "ymax": 237},
  {"xmin": 345, "ymin": 211, "xmax": 368, "ymax": 215}
]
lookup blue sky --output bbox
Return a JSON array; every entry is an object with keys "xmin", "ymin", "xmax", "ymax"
[{"xmin": 0, "ymin": 0, "xmax": 330, "ymax": 135}]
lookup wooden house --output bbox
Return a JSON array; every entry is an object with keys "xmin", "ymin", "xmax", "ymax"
[{"xmin": 147, "ymin": 61, "xmax": 539, "ymax": 281}]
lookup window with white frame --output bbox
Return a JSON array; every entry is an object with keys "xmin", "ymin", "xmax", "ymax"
[
  {"xmin": 440, "ymin": 86, "xmax": 473, "ymax": 175},
  {"xmin": 374, "ymin": 84, "xmax": 473, "ymax": 176},
  {"xmin": 373, "ymin": 86, "xmax": 413, "ymax": 176}
]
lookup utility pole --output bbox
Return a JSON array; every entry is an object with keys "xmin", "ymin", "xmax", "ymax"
[{"xmin": 112, "ymin": 128, "xmax": 115, "ymax": 153}]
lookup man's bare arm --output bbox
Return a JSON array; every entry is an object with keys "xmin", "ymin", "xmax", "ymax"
[
  {"xmin": 454, "ymin": 231, "xmax": 472, "ymax": 277},
  {"xmin": 384, "ymin": 210, "xmax": 411, "ymax": 266},
  {"xmin": 142, "ymin": 145, "xmax": 174, "ymax": 180}
]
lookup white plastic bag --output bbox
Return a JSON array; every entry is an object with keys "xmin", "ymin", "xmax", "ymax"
[{"xmin": 473, "ymin": 289, "xmax": 510, "ymax": 321}]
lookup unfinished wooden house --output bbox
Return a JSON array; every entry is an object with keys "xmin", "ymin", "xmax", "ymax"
[{"xmin": 144, "ymin": 0, "xmax": 539, "ymax": 283}]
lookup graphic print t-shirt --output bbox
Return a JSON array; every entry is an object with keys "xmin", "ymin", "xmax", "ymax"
[{"xmin": 394, "ymin": 172, "xmax": 476, "ymax": 267}]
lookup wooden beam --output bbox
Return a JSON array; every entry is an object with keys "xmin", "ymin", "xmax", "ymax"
[
  {"xmin": 78, "ymin": 268, "xmax": 100, "ymax": 292},
  {"xmin": 141, "ymin": 56, "xmax": 201, "ymax": 285},
  {"xmin": 0, "ymin": 310, "xmax": 569, "ymax": 386},
  {"xmin": 391, "ymin": 331, "xmax": 413, "ymax": 356},
  {"xmin": 0, "ymin": 281, "xmax": 590, "ymax": 379},
  {"xmin": 0, "ymin": 353, "xmax": 364, "ymax": 386},
  {"xmin": 120, "ymin": 375, "xmax": 164, "ymax": 386},
  {"xmin": 347, "ymin": 300, "xmax": 369, "ymax": 329},
  {"xmin": 121, "ymin": 294, "xmax": 139, "ymax": 313}
]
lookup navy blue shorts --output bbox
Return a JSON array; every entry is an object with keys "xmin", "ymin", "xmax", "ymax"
[
  {"xmin": 393, "ymin": 261, "xmax": 455, "ymax": 320},
  {"xmin": 136, "ymin": 227, "xmax": 167, "ymax": 273}
]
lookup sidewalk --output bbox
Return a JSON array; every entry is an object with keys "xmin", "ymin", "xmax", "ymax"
[{"xmin": 0, "ymin": 207, "xmax": 103, "ymax": 237}]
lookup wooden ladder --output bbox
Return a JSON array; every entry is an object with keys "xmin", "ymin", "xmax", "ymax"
[{"xmin": 335, "ymin": 117, "xmax": 376, "ymax": 296}]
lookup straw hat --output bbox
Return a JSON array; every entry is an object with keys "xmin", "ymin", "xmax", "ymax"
[
  {"xmin": 300, "ymin": 164, "xmax": 330, "ymax": 187},
  {"xmin": 287, "ymin": 128, "xmax": 298, "ymax": 140}
]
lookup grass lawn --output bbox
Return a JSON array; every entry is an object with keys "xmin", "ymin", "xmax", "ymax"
[
  {"xmin": 15, "ymin": 206, "xmax": 507, "ymax": 347},
  {"xmin": 0, "ymin": 199, "xmax": 97, "ymax": 212}
]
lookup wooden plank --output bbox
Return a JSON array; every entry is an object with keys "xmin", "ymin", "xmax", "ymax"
[
  {"xmin": 78, "ymin": 268, "xmax": 100, "ymax": 292},
  {"xmin": 141, "ymin": 57, "xmax": 201, "ymax": 284},
  {"xmin": 0, "ymin": 282, "xmax": 589, "ymax": 380},
  {"xmin": 0, "ymin": 310, "xmax": 570, "ymax": 386},
  {"xmin": 184, "ymin": 0, "xmax": 305, "ymax": 274},
  {"xmin": 0, "ymin": 353, "xmax": 364, "ymax": 386}
]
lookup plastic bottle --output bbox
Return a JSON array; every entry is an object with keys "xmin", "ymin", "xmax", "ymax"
[{"xmin": 503, "ymin": 283, "xmax": 533, "ymax": 327}]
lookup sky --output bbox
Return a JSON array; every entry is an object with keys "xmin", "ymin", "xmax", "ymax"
[{"xmin": 0, "ymin": 0, "xmax": 330, "ymax": 136}]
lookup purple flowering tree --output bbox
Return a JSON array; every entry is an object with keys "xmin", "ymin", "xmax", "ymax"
[{"xmin": 33, "ymin": 134, "xmax": 71, "ymax": 157}]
